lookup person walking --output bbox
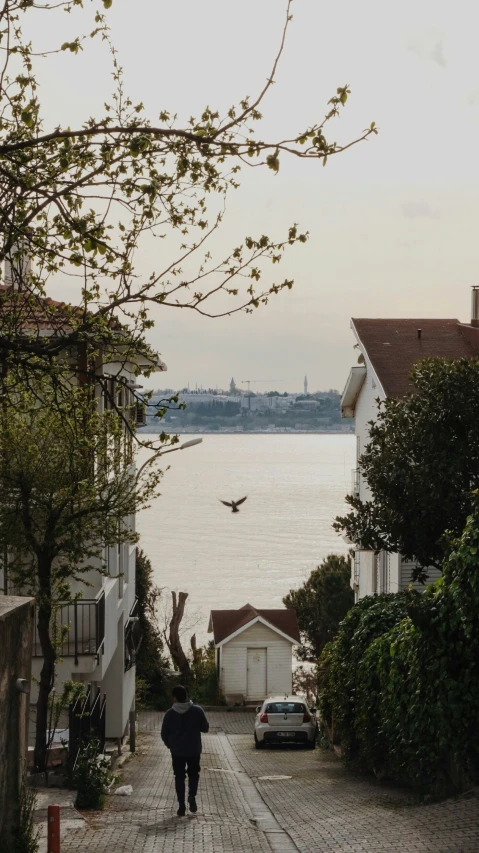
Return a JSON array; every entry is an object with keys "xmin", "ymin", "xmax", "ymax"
[{"xmin": 161, "ymin": 685, "xmax": 210, "ymax": 816}]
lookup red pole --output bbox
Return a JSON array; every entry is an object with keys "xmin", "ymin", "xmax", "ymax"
[{"xmin": 47, "ymin": 804, "xmax": 61, "ymax": 853}]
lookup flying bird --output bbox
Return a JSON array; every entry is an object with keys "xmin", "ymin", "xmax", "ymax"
[{"xmin": 220, "ymin": 496, "xmax": 247, "ymax": 513}]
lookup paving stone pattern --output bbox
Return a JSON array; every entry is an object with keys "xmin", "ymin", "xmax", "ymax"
[
  {"xmin": 138, "ymin": 708, "xmax": 255, "ymax": 735},
  {"xmin": 38, "ymin": 712, "xmax": 479, "ymax": 853},
  {"xmin": 56, "ymin": 731, "xmax": 274, "ymax": 853},
  {"xmin": 229, "ymin": 733, "xmax": 479, "ymax": 853}
]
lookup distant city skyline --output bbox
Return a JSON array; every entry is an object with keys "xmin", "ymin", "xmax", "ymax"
[{"xmin": 148, "ymin": 378, "xmax": 338, "ymax": 395}]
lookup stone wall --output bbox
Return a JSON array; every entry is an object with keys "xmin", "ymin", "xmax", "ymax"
[{"xmin": 0, "ymin": 595, "xmax": 34, "ymax": 848}]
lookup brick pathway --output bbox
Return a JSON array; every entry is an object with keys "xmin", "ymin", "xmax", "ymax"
[
  {"xmin": 49, "ymin": 729, "xmax": 288, "ymax": 853},
  {"xmin": 230, "ymin": 734, "xmax": 479, "ymax": 853},
  {"xmin": 37, "ymin": 712, "xmax": 479, "ymax": 853},
  {"xmin": 138, "ymin": 708, "xmax": 256, "ymax": 735}
]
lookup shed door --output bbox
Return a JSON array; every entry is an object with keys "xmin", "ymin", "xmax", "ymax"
[{"xmin": 247, "ymin": 648, "xmax": 267, "ymax": 699}]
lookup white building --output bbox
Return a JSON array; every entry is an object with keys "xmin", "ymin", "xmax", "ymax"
[
  {"xmin": 0, "ymin": 287, "xmax": 166, "ymax": 743},
  {"xmin": 208, "ymin": 604, "xmax": 300, "ymax": 703},
  {"xmin": 341, "ymin": 315, "xmax": 479, "ymax": 600}
]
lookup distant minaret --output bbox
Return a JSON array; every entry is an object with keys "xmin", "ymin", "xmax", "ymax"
[{"xmin": 304, "ymin": 375, "xmax": 308, "ymax": 395}]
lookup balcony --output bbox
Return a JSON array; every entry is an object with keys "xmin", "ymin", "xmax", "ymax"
[{"xmin": 33, "ymin": 592, "xmax": 105, "ymax": 666}]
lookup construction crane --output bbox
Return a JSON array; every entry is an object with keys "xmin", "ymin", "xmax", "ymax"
[{"xmin": 240, "ymin": 379, "xmax": 285, "ymax": 410}]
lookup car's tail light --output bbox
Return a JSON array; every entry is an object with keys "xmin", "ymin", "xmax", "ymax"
[
  {"xmin": 303, "ymin": 712, "xmax": 311, "ymax": 723},
  {"xmin": 259, "ymin": 712, "xmax": 268, "ymax": 723}
]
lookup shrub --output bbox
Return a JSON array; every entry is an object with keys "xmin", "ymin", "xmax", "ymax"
[
  {"xmin": 71, "ymin": 738, "xmax": 112, "ymax": 810},
  {"xmin": 318, "ymin": 591, "xmax": 416, "ymax": 760},
  {"xmin": 293, "ymin": 665, "xmax": 318, "ymax": 707},
  {"xmin": 135, "ymin": 548, "xmax": 171, "ymax": 708},
  {"xmin": 11, "ymin": 780, "xmax": 39, "ymax": 853},
  {"xmin": 319, "ymin": 504, "xmax": 479, "ymax": 794},
  {"xmin": 190, "ymin": 641, "xmax": 224, "ymax": 706}
]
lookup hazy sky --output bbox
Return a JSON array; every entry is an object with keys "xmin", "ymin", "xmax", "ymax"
[{"xmin": 34, "ymin": 0, "xmax": 479, "ymax": 392}]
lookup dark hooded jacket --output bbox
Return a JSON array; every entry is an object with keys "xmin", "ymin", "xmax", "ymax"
[{"xmin": 161, "ymin": 700, "xmax": 209, "ymax": 756}]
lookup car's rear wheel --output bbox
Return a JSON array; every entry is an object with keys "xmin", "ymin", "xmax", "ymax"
[
  {"xmin": 306, "ymin": 739, "xmax": 316, "ymax": 749},
  {"xmin": 254, "ymin": 734, "xmax": 265, "ymax": 750}
]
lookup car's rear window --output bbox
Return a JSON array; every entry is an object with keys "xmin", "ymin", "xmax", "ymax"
[{"xmin": 265, "ymin": 702, "xmax": 305, "ymax": 714}]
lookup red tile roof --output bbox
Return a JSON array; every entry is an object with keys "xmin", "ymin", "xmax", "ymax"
[
  {"xmin": 352, "ymin": 318, "xmax": 479, "ymax": 397},
  {"xmin": 0, "ymin": 283, "xmax": 124, "ymax": 332},
  {"xmin": 0, "ymin": 284, "xmax": 167, "ymax": 371},
  {"xmin": 209, "ymin": 603, "xmax": 301, "ymax": 645}
]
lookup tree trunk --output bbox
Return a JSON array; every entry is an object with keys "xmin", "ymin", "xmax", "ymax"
[
  {"xmin": 168, "ymin": 591, "xmax": 192, "ymax": 680},
  {"xmin": 34, "ymin": 562, "xmax": 56, "ymax": 773},
  {"xmin": 190, "ymin": 634, "xmax": 202, "ymax": 667}
]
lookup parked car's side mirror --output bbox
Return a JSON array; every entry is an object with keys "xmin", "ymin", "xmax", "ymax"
[{"xmin": 255, "ymin": 706, "xmax": 261, "ymax": 713}]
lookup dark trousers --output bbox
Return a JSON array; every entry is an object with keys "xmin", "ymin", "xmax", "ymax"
[{"xmin": 171, "ymin": 754, "xmax": 201, "ymax": 804}]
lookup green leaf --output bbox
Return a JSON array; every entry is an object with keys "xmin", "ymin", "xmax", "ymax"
[
  {"xmin": 266, "ymin": 154, "xmax": 280, "ymax": 173},
  {"xmin": 21, "ymin": 111, "xmax": 33, "ymax": 127}
]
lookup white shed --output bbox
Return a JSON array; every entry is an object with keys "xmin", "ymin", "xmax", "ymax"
[{"xmin": 208, "ymin": 603, "xmax": 300, "ymax": 703}]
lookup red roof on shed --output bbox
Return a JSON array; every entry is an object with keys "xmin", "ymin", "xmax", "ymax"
[{"xmin": 209, "ymin": 603, "xmax": 301, "ymax": 645}]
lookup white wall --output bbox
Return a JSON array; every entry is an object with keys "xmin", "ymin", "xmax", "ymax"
[
  {"xmin": 350, "ymin": 347, "xmax": 442, "ymax": 601},
  {"xmin": 400, "ymin": 558, "xmax": 442, "ymax": 591},
  {"xmin": 357, "ymin": 550, "xmax": 375, "ymax": 599},
  {"xmin": 219, "ymin": 621, "xmax": 293, "ymax": 700},
  {"xmin": 352, "ymin": 355, "xmax": 385, "ymax": 503},
  {"xmin": 348, "ymin": 343, "xmax": 390, "ymax": 597},
  {"xmin": 102, "ymin": 577, "xmax": 121, "ymax": 673},
  {"xmin": 102, "ymin": 613, "xmax": 134, "ymax": 739}
]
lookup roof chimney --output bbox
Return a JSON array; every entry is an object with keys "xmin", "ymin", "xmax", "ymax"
[
  {"xmin": 417, "ymin": 329, "xmax": 422, "ymax": 339},
  {"xmin": 472, "ymin": 287, "xmax": 479, "ymax": 328}
]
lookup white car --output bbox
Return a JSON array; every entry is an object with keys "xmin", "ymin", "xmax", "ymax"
[{"xmin": 254, "ymin": 695, "xmax": 317, "ymax": 749}]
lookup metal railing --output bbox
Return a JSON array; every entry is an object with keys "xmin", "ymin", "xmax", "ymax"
[
  {"xmin": 136, "ymin": 403, "xmax": 147, "ymax": 426},
  {"xmin": 33, "ymin": 592, "xmax": 105, "ymax": 666},
  {"xmin": 68, "ymin": 684, "xmax": 106, "ymax": 771},
  {"xmin": 124, "ymin": 597, "xmax": 142, "ymax": 672}
]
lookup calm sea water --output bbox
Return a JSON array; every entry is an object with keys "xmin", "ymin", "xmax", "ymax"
[{"xmin": 137, "ymin": 434, "xmax": 355, "ymax": 643}]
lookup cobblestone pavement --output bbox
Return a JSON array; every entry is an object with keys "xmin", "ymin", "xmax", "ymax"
[
  {"xmin": 52, "ymin": 729, "xmax": 289, "ymax": 853},
  {"xmin": 229, "ymin": 734, "xmax": 479, "ymax": 853},
  {"xmin": 37, "ymin": 713, "xmax": 479, "ymax": 853},
  {"xmin": 138, "ymin": 708, "xmax": 255, "ymax": 734}
]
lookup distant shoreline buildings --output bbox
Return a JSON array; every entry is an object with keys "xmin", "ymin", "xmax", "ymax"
[{"xmin": 142, "ymin": 380, "xmax": 353, "ymax": 434}]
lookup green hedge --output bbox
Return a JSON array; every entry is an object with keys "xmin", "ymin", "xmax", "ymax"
[{"xmin": 319, "ymin": 506, "xmax": 479, "ymax": 795}]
